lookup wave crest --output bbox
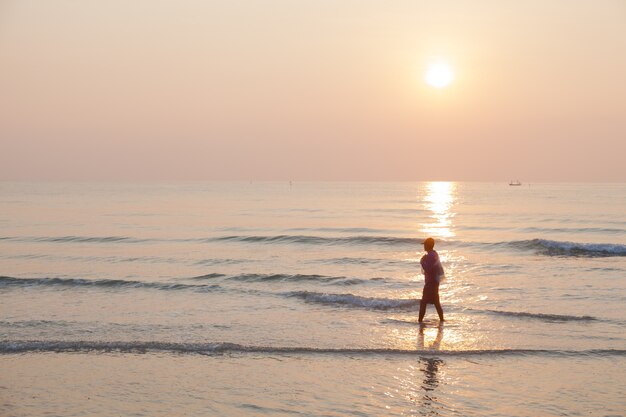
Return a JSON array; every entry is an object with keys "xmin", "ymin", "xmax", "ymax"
[
  {"xmin": 2, "ymin": 340, "xmax": 624, "ymax": 357},
  {"xmin": 214, "ymin": 235, "xmax": 422, "ymax": 246},
  {"xmin": 286, "ymin": 291, "xmax": 420, "ymax": 310},
  {"xmin": 0, "ymin": 276, "xmax": 220, "ymax": 292},
  {"xmin": 479, "ymin": 309, "xmax": 598, "ymax": 322},
  {"xmin": 509, "ymin": 239, "xmax": 626, "ymax": 257}
]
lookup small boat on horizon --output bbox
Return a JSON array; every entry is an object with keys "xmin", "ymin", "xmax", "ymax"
[{"xmin": 509, "ymin": 180, "xmax": 522, "ymax": 186}]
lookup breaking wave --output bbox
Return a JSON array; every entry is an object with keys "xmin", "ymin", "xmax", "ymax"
[
  {"xmin": 286, "ymin": 291, "xmax": 420, "ymax": 310},
  {"xmin": 2, "ymin": 340, "xmax": 624, "ymax": 357},
  {"xmin": 205, "ymin": 235, "xmax": 626, "ymax": 258},
  {"xmin": 225, "ymin": 273, "xmax": 372, "ymax": 285},
  {"xmin": 0, "ymin": 273, "xmax": 384, "ymax": 293},
  {"xmin": 213, "ymin": 235, "xmax": 423, "ymax": 246},
  {"xmin": 192, "ymin": 272, "xmax": 383, "ymax": 286},
  {"xmin": 521, "ymin": 226, "xmax": 625, "ymax": 234},
  {"xmin": 1, "ymin": 235, "xmax": 153, "ymax": 244},
  {"xmin": 4, "ymin": 234, "xmax": 624, "ymax": 259},
  {"xmin": 0, "ymin": 276, "xmax": 220, "ymax": 292},
  {"xmin": 476, "ymin": 309, "xmax": 599, "ymax": 322},
  {"xmin": 506, "ymin": 239, "xmax": 626, "ymax": 257}
]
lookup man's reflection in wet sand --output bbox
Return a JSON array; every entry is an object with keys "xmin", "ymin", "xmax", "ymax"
[
  {"xmin": 417, "ymin": 324, "xmax": 444, "ymax": 415},
  {"xmin": 417, "ymin": 323, "xmax": 444, "ymax": 351}
]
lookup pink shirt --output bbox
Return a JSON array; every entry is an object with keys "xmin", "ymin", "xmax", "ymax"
[{"xmin": 420, "ymin": 250, "xmax": 443, "ymax": 288}]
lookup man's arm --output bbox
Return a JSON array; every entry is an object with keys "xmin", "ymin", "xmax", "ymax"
[{"xmin": 421, "ymin": 252, "xmax": 436, "ymax": 274}]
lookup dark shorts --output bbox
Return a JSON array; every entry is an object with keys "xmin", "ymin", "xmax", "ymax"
[{"xmin": 421, "ymin": 285, "xmax": 440, "ymax": 304}]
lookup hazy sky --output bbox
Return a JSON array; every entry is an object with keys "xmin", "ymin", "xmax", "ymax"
[{"xmin": 1, "ymin": 0, "xmax": 625, "ymax": 181}]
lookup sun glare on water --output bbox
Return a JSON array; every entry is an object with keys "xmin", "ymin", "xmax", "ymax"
[{"xmin": 425, "ymin": 62, "xmax": 454, "ymax": 88}]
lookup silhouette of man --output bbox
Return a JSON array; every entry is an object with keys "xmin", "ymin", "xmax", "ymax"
[{"xmin": 419, "ymin": 237, "xmax": 444, "ymax": 322}]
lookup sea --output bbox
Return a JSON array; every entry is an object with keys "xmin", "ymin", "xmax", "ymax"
[{"xmin": 1, "ymin": 181, "xmax": 625, "ymax": 417}]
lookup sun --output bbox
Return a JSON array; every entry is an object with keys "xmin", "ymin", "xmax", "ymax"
[{"xmin": 425, "ymin": 62, "xmax": 454, "ymax": 88}]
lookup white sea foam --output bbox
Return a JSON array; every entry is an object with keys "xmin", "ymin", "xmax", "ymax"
[
  {"xmin": 2, "ymin": 340, "xmax": 624, "ymax": 357},
  {"xmin": 286, "ymin": 291, "xmax": 421, "ymax": 310}
]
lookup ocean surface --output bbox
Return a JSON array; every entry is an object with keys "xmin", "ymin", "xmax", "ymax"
[{"xmin": 1, "ymin": 181, "xmax": 625, "ymax": 416}]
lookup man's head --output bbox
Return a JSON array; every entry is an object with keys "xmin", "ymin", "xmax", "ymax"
[{"xmin": 423, "ymin": 237, "xmax": 435, "ymax": 251}]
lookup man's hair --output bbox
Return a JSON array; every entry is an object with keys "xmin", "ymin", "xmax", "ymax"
[{"xmin": 423, "ymin": 237, "xmax": 435, "ymax": 251}]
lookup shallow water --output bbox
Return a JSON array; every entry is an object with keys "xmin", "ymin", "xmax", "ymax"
[
  {"xmin": 1, "ymin": 181, "xmax": 625, "ymax": 416},
  {"xmin": 4, "ymin": 352, "xmax": 625, "ymax": 417}
]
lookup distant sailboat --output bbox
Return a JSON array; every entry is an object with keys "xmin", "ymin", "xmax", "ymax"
[{"xmin": 509, "ymin": 180, "xmax": 522, "ymax": 186}]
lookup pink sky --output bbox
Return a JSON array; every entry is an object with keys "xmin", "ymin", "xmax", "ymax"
[{"xmin": 1, "ymin": 0, "xmax": 625, "ymax": 181}]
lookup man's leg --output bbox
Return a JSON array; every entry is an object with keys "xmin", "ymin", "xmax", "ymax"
[
  {"xmin": 434, "ymin": 300, "xmax": 444, "ymax": 322},
  {"xmin": 418, "ymin": 299, "xmax": 427, "ymax": 322}
]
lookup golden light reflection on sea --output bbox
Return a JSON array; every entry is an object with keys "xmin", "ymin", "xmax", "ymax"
[
  {"xmin": 392, "ymin": 184, "xmax": 486, "ymax": 356},
  {"xmin": 420, "ymin": 181, "xmax": 456, "ymax": 239}
]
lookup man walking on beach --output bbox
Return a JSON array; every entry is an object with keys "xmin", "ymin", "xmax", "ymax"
[{"xmin": 419, "ymin": 237, "xmax": 445, "ymax": 323}]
